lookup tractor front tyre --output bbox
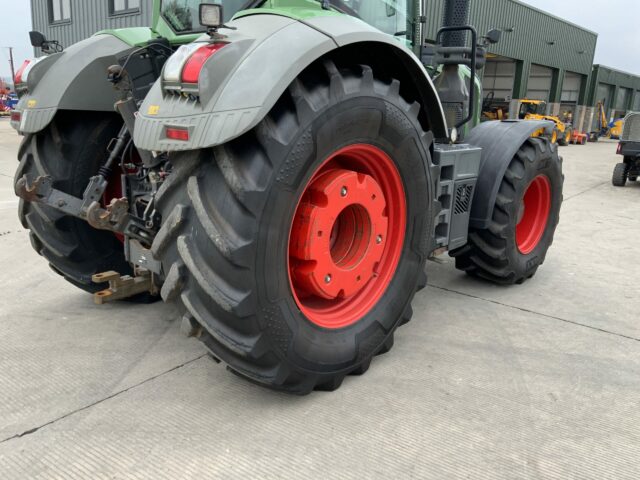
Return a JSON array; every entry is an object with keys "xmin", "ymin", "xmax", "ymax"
[
  {"xmin": 14, "ymin": 111, "xmax": 132, "ymax": 292},
  {"xmin": 451, "ymin": 138, "xmax": 563, "ymax": 284},
  {"xmin": 152, "ymin": 61, "xmax": 433, "ymax": 393},
  {"xmin": 612, "ymin": 162, "xmax": 628, "ymax": 186}
]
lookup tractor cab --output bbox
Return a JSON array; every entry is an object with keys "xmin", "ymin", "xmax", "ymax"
[{"xmin": 153, "ymin": 0, "xmax": 417, "ymax": 45}]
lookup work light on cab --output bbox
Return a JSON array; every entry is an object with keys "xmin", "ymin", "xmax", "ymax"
[{"xmin": 199, "ymin": 3, "xmax": 224, "ymax": 28}]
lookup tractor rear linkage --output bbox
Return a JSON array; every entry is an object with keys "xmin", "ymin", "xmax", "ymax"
[
  {"xmin": 15, "ymin": 172, "xmax": 154, "ymax": 245},
  {"xmin": 14, "ymin": 91, "xmax": 162, "ymax": 304},
  {"xmin": 15, "ymin": 171, "xmax": 160, "ymax": 303}
]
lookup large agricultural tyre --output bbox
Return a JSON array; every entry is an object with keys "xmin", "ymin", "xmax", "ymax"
[
  {"xmin": 14, "ymin": 111, "xmax": 132, "ymax": 292},
  {"xmin": 612, "ymin": 162, "xmax": 628, "ymax": 186},
  {"xmin": 152, "ymin": 60, "xmax": 433, "ymax": 394},
  {"xmin": 451, "ymin": 137, "xmax": 563, "ymax": 284}
]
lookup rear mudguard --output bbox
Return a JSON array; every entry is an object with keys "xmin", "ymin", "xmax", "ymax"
[
  {"xmin": 466, "ymin": 119, "xmax": 554, "ymax": 229},
  {"xmin": 12, "ymin": 33, "xmax": 148, "ymax": 134},
  {"xmin": 133, "ymin": 13, "xmax": 447, "ymax": 151}
]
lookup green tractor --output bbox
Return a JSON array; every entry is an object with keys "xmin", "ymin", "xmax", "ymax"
[{"xmin": 12, "ymin": 0, "xmax": 562, "ymax": 393}]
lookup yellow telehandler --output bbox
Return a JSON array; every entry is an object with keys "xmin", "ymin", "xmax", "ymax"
[{"xmin": 519, "ymin": 99, "xmax": 574, "ymax": 145}]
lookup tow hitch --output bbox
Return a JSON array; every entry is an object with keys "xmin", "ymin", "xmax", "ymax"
[{"xmin": 92, "ymin": 270, "xmax": 158, "ymax": 304}]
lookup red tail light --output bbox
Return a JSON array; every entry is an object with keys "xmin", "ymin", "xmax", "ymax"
[
  {"xmin": 14, "ymin": 60, "xmax": 31, "ymax": 84},
  {"xmin": 166, "ymin": 127, "xmax": 190, "ymax": 141},
  {"xmin": 11, "ymin": 111, "xmax": 21, "ymax": 123},
  {"xmin": 181, "ymin": 43, "xmax": 227, "ymax": 84}
]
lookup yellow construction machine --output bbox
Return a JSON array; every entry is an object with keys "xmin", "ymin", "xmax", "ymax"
[
  {"xmin": 588, "ymin": 100, "xmax": 624, "ymax": 141},
  {"xmin": 518, "ymin": 99, "xmax": 574, "ymax": 145}
]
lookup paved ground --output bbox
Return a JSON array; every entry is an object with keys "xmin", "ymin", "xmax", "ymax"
[{"xmin": 0, "ymin": 117, "xmax": 639, "ymax": 479}]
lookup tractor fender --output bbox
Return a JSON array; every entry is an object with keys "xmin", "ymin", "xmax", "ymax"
[
  {"xmin": 133, "ymin": 13, "xmax": 447, "ymax": 152},
  {"xmin": 466, "ymin": 119, "xmax": 554, "ymax": 229},
  {"xmin": 13, "ymin": 34, "xmax": 139, "ymax": 134}
]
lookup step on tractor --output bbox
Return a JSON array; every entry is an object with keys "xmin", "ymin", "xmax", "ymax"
[
  {"xmin": 612, "ymin": 112, "xmax": 640, "ymax": 187},
  {"xmin": 517, "ymin": 99, "xmax": 580, "ymax": 146},
  {"xmin": 11, "ymin": 0, "xmax": 563, "ymax": 393}
]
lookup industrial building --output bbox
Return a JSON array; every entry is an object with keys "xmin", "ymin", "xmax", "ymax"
[{"xmin": 30, "ymin": 0, "xmax": 640, "ymax": 132}]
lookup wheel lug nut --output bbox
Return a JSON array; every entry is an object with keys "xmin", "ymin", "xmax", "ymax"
[
  {"xmin": 376, "ymin": 235, "xmax": 383, "ymax": 244},
  {"xmin": 324, "ymin": 274, "xmax": 332, "ymax": 284},
  {"xmin": 340, "ymin": 187, "xmax": 347, "ymax": 197}
]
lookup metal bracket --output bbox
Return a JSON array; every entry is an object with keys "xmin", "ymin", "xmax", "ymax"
[
  {"xmin": 16, "ymin": 173, "xmax": 107, "ymax": 218},
  {"xmin": 16, "ymin": 175, "xmax": 85, "ymax": 217},
  {"xmin": 86, "ymin": 198, "xmax": 129, "ymax": 231},
  {"xmin": 92, "ymin": 270, "xmax": 157, "ymax": 304},
  {"xmin": 15, "ymin": 174, "xmax": 156, "ymax": 245},
  {"xmin": 126, "ymin": 238, "xmax": 162, "ymax": 274}
]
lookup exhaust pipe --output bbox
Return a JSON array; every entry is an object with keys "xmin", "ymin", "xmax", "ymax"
[
  {"xmin": 441, "ymin": 0, "xmax": 471, "ymax": 47},
  {"xmin": 433, "ymin": 0, "xmax": 476, "ymax": 141}
]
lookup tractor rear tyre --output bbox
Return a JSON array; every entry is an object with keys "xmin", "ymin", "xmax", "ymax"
[
  {"xmin": 612, "ymin": 162, "xmax": 628, "ymax": 186},
  {"xmin": 153, "ymin": 61, "xmax": 433, "ymax": 393},
  {"xmin": 451, "ymin": 138, "xmax": 563, "ymax": 284},
  {"xmin": 15, "ymin": 111, "xmax": 132, "ymax": 292}
]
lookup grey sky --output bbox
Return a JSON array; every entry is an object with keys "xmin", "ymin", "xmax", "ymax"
[
  {"xmin": 1, "ymin": 1, "xmax": 639, "ymax": 80},
  {"xmin": 0, "ymin": 1, "xmax": 33, "ymax": 82}
]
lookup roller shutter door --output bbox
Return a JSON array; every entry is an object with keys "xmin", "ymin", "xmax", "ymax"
[
  {"xmin": 615, "ymin": 87, "xmax": 632, "ymax": 116},
  {"xmin": 561, "ymin": 72, "xmax": 581, "ymax": 103},
  {"xmin": 596, "ymin": 83, "xmax": 614, "ymax": 109},
  {"xmin": 526, "ymin": 64, "xmax": 553, "ymax": 101},
  {"xmin": 481, "ymin": 56, "xmax": 516, "ymax": 101},
  {"xmin": 560, "ymin": 72, "xmax": 582, "ymax": 123}
]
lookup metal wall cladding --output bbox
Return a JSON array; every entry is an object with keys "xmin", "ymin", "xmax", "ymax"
[
  {"xmin": 30, "ymin": 0, "xmax": 154, "ymax": 55},
  {"xmin": 592, "ymin": 65, "xmax": 640, "ymax": 91},
  {"xmin": 589, "ymin": 65, "xmax": 640, "ymax": 108},
  {"xmin": 424, "ymin": 0, "xmax": 597, "ymax": 75}
]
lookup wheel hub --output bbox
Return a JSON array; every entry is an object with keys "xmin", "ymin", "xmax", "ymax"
[
  {"xmin": 290, "ymin": 169, "xmax": 387, "ymax": 300},
  {"xmin": 516, "ymin": 174, "xmax": 551, "ymax": 254},
  {"xmin": 287, "ymin": 144, "xmax": 406, "ymax": 329}
]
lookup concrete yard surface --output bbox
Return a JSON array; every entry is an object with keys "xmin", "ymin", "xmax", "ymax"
[{"xmin": 0, "ymin": 117, "xmax": 639, "ymax": 479}]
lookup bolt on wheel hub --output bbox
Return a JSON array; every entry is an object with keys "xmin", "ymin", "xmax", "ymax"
[
  {"xmin": 287, "ymin": 144, "xmax": 406, "ymax": 329},
  {"xmin": 290, "ymin": 169, "xmax": 388, "ymax": 300},
  {"xmin": 516, "ymin": 174, "xmax": 551, "ymax": 254}
]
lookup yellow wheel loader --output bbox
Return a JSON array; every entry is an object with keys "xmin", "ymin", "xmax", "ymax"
[{"xmin": 518, "ymin": 99, "xmax": 573, "ymax": 146}]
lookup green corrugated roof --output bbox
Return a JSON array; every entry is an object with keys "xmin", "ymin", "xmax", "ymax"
[{"xmin": 424, "ymin": 0, "xmax": 597, "ymax": 75}]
